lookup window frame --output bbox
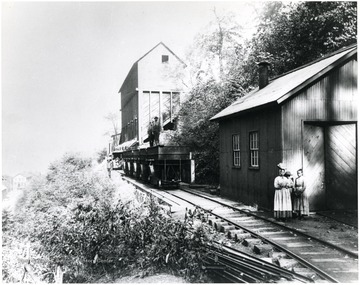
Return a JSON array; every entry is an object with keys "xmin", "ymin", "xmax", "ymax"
[
  {"xmin": 249, "ymin": 131, "xmax": 259, "ymax": 169},
  {"xmin": 232, "ymin": 134, "xmax": 241, "ymax": 168}
]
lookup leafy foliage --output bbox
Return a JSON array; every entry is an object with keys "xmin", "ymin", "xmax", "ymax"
[
  {"xmin": 3, "ymin": 152, "xmax": 211, "ymax": 283},
  {"xmin": 187, "ymin": 10, "xmax": 244, "ymax": 83},
  {"xmin": 248, "ymin": 1, "xmax": 357, "ymax": 77},
  {"xmin": 170, "ymin": 79, "xmax": 240, "ymax": 184}
]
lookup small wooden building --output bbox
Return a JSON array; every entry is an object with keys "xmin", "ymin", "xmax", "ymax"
[
  {"xmin": 118, "ymin": 42, "xmax": 186, "ymax": 147},
  {"xmin": 211, "ymin": 45, "xmax": 357, "ymax": 211}
]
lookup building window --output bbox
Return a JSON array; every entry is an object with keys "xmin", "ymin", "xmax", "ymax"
[
  {"xmin": 249, "ymin": 131, "xmax": 259, "ymax": 167},
  {"xmin": 162, "ymin": 55, "xmax": 169, "ymax": 63},
  {"xmin": 162, "ymin": 92, "xmax": 180, "ymax": 124},
  {"xmin": 232, "ymin": 134, "xmax": 241, "ymax": 167}
]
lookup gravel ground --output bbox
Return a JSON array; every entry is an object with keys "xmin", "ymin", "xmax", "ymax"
[{"xmin": 254, "ymin": 210, "xmax": 358, "ymax": 254}]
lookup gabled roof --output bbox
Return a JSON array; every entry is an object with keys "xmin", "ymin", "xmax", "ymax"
[
  {"xmin": 211, "ymin": 45, "xmax": 357, "ymax": 121},
  {"xmin": 136, "ymin": 42, "xmax": 186, "ymax": 65},
  {"xmin": 119, "ymin": 42, "xmax": 186, "ymax": 93}
]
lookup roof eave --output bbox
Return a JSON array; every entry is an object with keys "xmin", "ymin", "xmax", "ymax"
[
  {"xmin": 210, "ymin": 101, "xmax": 279, "ymax": 122},
  {"xmin": 277, "ymin": 48, "xmax": 357, "ymax": 104}
]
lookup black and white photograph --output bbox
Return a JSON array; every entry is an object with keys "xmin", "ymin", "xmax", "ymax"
[{"xmin": 2, "ymin": 0, "xmax": 358, "ymax": 283}]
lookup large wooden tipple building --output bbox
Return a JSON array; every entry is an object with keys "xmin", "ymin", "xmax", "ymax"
[
  {"xmin": 115, "ymin": 42, "xmax": 186, "ymax": 149},
  {"xmin": 211, "ymin": 45, "xmax": 357, "ymax": 212},
  {"xmin": 110, "ymin": 43, "xmax": 195, "ymax": 185}
]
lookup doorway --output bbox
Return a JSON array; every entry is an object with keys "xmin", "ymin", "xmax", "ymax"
[{"xmin": 303, "ymin": 122, "xmax": 357, "ymax": 211}]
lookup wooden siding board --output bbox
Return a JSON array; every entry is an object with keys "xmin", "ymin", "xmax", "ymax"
[
  {"xmin": 121, "ymin": 64, "xmax": 138, "ymax": 109},
  {"xmin": 281, "ymin": 58, "xmax": 357, "ymax": 169},
  {"xmin": 218, "ymin": 107, "xmax": 282, "ymax": 210},
  {"xmin": 328, "ymin": 125, "xmax": 356, "ymax": 157},
  {"xmin": 303, "ymin": 124, "xmax": 326, "ymax": 210},
  {"xmin": 121, "ymin": 92, "xmax": 138, "ymax": 141},
  {"xmin": 121, "ymin": 62, "xmax": 139, "ymax": 139},
  {"xmin": 325, "ymin": 124, "xmax": 357, "ymax": 209},
  {"xmin": 281, "ymin": 58, "xmax": 357, "ymax": 211}
]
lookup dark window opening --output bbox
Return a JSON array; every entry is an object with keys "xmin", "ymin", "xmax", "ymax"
[
  {"xmin": 162, "ymin": 55, "xmax": 169, "ymax": 63},
  {"xmin": 249, "ymin": 131, "xmax": 259, "ymax": 167},
  {"xmin": 232, "ymin": 134, "xmax": 241, "ymax": 167}
]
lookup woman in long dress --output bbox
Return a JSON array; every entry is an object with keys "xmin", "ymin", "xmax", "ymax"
[
  {"xmin": 274, "ymin": 163, "xmax": 293, "ymax": 221},
  {"xmin": 293, "ymin": 169, "xmax": 309, "ymax": 219}
]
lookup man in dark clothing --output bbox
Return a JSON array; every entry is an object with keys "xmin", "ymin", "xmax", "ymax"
[
  {"xmin": 153, "ymin": 116, "xmax": 161, "ymax": 145},
  {"xmin": 147, "ymin": 120, "xmax": 155, "ymax": 147}
]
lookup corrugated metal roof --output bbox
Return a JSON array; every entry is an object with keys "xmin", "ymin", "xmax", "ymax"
[{"xmin": 211, "ymin": 46, "xmax": 357, "ymax": 121}]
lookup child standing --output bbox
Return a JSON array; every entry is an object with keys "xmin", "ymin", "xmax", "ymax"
[{"xmin": 293, "ymin": 169, "xmax": 309, "ymax": 219}]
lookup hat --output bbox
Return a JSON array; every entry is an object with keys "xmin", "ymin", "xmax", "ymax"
[
  {"xmin": 285, "ymin": 171, "xmax": 292, "ymax": 176},
  {"xmin": 277, "ymin": 163, "xmax": 286, "ymax": 170}
]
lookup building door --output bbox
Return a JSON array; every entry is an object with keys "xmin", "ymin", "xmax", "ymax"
[
  {"xmin": 325, "ymin": 124, "xmax": 357, "ymax": 210},
  {"xmin": 304, "ymin": 122, "xmax": 357, "ymax": 211},
  {"xmin": 303, "ymin": 124, "xmax": 326, "ymax": 210}
]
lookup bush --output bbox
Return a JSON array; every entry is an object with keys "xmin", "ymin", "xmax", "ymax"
[{"xmin": 3, "ymin": 152, "xmax": 211, "ymax": 283}]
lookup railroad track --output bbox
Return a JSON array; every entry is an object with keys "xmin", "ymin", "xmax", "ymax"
[{"xmin": 119, "ymin": 174, "xmax": 358, "ymax": 283}]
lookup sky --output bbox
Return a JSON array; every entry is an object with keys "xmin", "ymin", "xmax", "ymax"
[{"xmin": 2, "ymin": 0, "xmax": 260, "ymax": 177}]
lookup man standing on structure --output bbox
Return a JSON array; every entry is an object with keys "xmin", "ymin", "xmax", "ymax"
[
  {"xmin": 153, "ymin": 116, "xmax": 161, "ymax": 146},
  {"xmin": 147, "ymin": 120, "xmax": 155, "ymax": 147}
]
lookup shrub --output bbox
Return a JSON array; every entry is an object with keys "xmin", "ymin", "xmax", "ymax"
[{"xmin": 4, "ymin": 152, "xmax": 211, "ymax": 283}]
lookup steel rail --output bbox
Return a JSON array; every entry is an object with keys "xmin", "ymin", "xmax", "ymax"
[
  {"xmin": 211, "ymin": 251, "xmax": 292, "ymax": 281},
  {"xmin": 183, "ymin": 229, "xmax": 309, "ymax": 283},
  {"xmin": 196, "ymin": 230, "xmax": 313, "ymax": 283},
  {"xmin": 181, "ymin": 187, "xmax": 358, "ymax": 259},
  {"xmin": 203, "ymin": 247, "xmax": 309, "ymax": 283},
  {"xmin": 119, "ymin": 175, "xmax": 342, "ymax": 283},
  {"xmin": 205, "ymin": 255, "xmax": 262, "ymax": 283},
  {"xmin": 209, "ymin": 241, "xmax": 314, "ymax": 282},
  {"xmin": 167, "ymin": 191, "xmax": 340, "ymax": 283},
  {"xmin": 210, "ymin": 254, "xmax": 283, "ymax": 282},
  {"xmin": 204, "ymin": 265, "xmax": 247, "ymax": 283}
]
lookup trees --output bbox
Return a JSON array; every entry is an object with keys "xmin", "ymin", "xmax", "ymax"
[
  {"xmin": 170, "ymin": 79, "xmax": 240, "ymax": 184},
  {"xmin": 10, "ymin": 153, "xmax": 117, "ymax": 282},
  {"xmin": 104, "ymin": 112, "xmax": 120, "ymax": 136},
  {"xmin": 172, "ymin": 1, "xmax": 357, "ymax": 184},
  {"xmin": 188, "ymin": 9, "xmax": 244, "ymax": 83},
  {"xmin": 166, "ymin": 10, "xmax": 246, "ymax": 184},
  {"xmin": 248, "ymin": 1, "xmax": 357, "ymax": 77}
]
